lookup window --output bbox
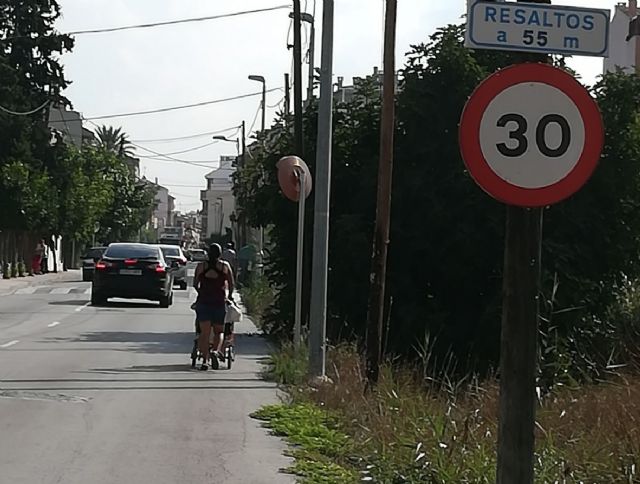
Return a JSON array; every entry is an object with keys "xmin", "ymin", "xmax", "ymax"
[
  {"xmin": 104, "ymin": 244, "xmax": 160, "ymax": 259},
  {"xmin": 160, "ymin": 247, "xmax": 181, "ymax": 257}
]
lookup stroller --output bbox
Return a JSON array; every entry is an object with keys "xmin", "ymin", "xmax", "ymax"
[{"xmin": 190, "ymin": 300, "xmax": 241, "ymax": 370}]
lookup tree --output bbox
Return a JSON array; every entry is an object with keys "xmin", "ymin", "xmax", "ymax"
[
  {"xmin": 0, "ymin": 0, "xmax": 74, "ymax": 230},
  {"xmin": 95, "ymin": 125, "xmax": 136, "ymax": 158},
  {"xmin": 235, "ymin": 23, "xmax": 640, "ymax": 382}
]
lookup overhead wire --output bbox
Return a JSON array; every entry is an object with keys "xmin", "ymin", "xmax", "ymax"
[
  {"xmin": 51, "ymin": 88, "xmax": 282, "ymax": 122},
  {"xmin": 2, "ymin": 5, "xmax": 290, "ymax": 40},
  {"xmin": 131, "ymin": 125, "xmax": 240, "ymax": 143},
  {"xmin": 139, "ymin": 140, "xmax": 219, "ymax": 159},
  {"xmin": 84, "ymin": 118, "xmax": 216, "ymax": 168},
  {"xmin": 247, "ymin": 100, "xmax": 263, "ymax": 138},
  {"xmin": 0, "ymin": 99, "xmax": 50, "ymax": 116}
]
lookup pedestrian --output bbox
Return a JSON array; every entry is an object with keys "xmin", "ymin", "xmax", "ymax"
[
  {"xmin": 41, "ymin": 237, "xmax": 49, "ymax": 274},
  {"xmin": 32, "ymin": 239, "xmax": 45, "ymax": 275},
  {"xmin": 221, "ymin": 242, "xmax": 238, "ymax": 276},
  {"xmin": 193, "ymin": 243, "xmax": 235, "ymax": 371}
]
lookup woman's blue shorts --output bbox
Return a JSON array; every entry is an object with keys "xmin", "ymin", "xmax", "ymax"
[{"xmin": 194, "ymin": 303, "xmax": 226, "ymax": 325}]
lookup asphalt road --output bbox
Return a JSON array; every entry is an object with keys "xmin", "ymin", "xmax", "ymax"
[{"xmin": 0, "ymin": 272, "xmax": 294, "ymax": 484}]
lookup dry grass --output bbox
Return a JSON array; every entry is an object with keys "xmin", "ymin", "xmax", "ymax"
[{"xmin": 297, "ymin": 345, "xmax": 640, "ymax": 483}]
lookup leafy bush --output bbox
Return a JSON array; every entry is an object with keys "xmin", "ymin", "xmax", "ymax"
[{"xmin": 2, "ymin": 262, "xmax": 10, "ymax": 280}]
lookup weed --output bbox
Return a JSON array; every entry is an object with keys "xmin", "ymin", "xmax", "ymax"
[
  {"xmin": 241, "ymin": 273, "xmax": 274, "ymax": 326},
  {"xmin": 264, "ymin": 341, "xmax": 308, "ymax": 386},
  {"xmin": 252, "ymin": 403, "xmax": 358, "ymax": 483}
]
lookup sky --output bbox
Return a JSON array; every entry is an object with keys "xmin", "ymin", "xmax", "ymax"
[{"xmin": 55, "ymin": 0, "xmax": 621, "ymax": 212}]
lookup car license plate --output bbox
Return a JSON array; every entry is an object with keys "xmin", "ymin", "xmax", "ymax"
[{"xmin": 119, "ymin": 269, "xmax": 142, "ymax": 276}]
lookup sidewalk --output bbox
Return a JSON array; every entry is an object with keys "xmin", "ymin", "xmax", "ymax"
[{"xmin": 0, "ymin": 270, "xmax": 82, "ymax": 295}]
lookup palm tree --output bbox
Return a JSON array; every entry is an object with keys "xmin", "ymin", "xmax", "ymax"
[{"xmin": 95, "ymin": 125, "xmax": 135, "ymax": 157}]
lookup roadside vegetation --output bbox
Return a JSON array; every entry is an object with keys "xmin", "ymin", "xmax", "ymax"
[
  {"xmin": 256, "ymin": 345, "xmax": 640, "ymax": 483},
  {"xmin": 240, "ymin": 273, "xmax": 275, "ymax": 327},
  {"xmin": 237, "ymin": 21, "xmax": 640, "ymax": 484}
]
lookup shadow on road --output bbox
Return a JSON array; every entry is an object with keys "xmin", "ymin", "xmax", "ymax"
[
  {"xmin": 46, "ymin": 331, "xmax": 194, "ymax": 354},
  {"xmin": 45, "ymin": 333, "xmax": 272, "ymax": 358},
  {"xmin": 48, "ymin": 300, "xmax": 89, "ymax": 306},
  {"xmin": 0, "ymin": 385, "xmax": 278, "ymax": 391}
]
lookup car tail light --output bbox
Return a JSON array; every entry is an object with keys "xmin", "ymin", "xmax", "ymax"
[
  {"xmin": 124, "ymin": 259, "xmax": 138, "ymax": 265},
  {"xmin": 154, "ymin": 264, "xmax": 167, "ymax": 273},
  {"xmin": 95, "ymin": 261, "xmax": 108, "ymax": 270}
]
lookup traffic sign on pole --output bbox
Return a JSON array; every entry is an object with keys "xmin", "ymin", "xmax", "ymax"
[
  {"xmin": 276, "ymin": 155, "xmax": 312, "ymax": 352},
  {"xmin": 466, "ymin": 1, "xmax": 610, "ymax": 57},
  {"xmin": 459, "ymin": 62, "xmax": 603, "ymax": 207}
]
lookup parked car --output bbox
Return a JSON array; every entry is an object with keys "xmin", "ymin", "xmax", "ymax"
[
  {"xmin": 187, "ymin": 249, "xmax": 207, "ymax": 262},
  {"xmin": 81, "ymin": 246, "xmax": 107, "ymax": 281},
  {"xmin": 157, "ymin": 244, "xmax": 188, "ymax": 290},
  {"xmin": 91, "ymin": 243, "xmax": 175, "ymax": 307}
]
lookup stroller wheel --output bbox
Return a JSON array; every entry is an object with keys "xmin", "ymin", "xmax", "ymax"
[{"xmin": 190, "ymin": 340, "xmax": 198, "ymax": 369}]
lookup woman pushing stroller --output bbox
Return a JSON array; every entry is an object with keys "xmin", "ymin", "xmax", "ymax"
[{"xmin": 193, "ymin": 243, "xmax": 235, "ymax": 371}]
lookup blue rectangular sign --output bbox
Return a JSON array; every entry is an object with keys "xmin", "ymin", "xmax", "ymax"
[{"xmin": 466, "ymin": 1, "xmax": 610, "ymax": 57}]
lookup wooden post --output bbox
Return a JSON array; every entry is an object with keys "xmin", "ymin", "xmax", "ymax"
[
  {"xmin": 496, "ymin": 207, "xmax": 543, "ymax": 484},
  {"xmin": 365, "ymin": 0, "xmax": 397, "ymax": 386},
  {"xmin": 284, "ymin": 73, "xmax": 291, "ymax": 115}
]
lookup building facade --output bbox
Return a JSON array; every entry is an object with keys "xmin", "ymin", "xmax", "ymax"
[
  {"xmin": 201, "ymin": 156, "xmax": 236, "ymax": 241},
  {"xmin": 604, "ymin": 1, "xmax": 637, "ymax": 74}
]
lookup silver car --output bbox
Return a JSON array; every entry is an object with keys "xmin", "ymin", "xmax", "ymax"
[{"xmin": 157, "ymin": 245, "xmax": 188, "ymax": 290}]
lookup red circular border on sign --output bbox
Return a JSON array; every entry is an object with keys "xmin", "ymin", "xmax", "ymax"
[{"xmin": 459, "ymin": 63, "xmax": 604, "ymax": 207}]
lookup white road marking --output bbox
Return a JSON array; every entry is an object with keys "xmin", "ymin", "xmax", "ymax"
[
  {"xmin": 75, "ymin": 302, "xmax": 91, "ymax": 312},
  {"xmin": 0, "ymin": 340, "xmax": 20, "ymax": 348},
  {"xmin": 47, "ymin": 321, "xmax": 60, "ymax": 328},
  {"xmin": 15, "ymin": 287, "xmax": 37, "ymax": 295},
  {"xmin": 51, "ymin": 287, "xmax": 71, "ymax": 295}
]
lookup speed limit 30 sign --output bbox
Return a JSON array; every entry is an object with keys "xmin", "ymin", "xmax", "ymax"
[{"xmin": 459, "ymin": 63, "xmax": 603, "ymax": 207}]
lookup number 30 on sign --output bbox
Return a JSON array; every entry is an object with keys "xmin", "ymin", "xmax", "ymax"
[{"xmin": 459, "ymin": 63, "xmax": 604, "ymax": 207}]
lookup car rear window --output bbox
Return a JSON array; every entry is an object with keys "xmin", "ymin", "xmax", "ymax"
[
  {"xmin": 104, "ymin": 245, "xmax": 159, "ymax": 259},
  {"xmin": 86, "ymin": 248, "xmax": 106, "ymax": 258},
  {"xmin": 161, "ymin": 247, "xmax": 181, "ymax": 257}
]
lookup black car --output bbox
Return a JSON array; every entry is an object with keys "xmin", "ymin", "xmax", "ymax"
[
  {"xmin": 91, "ymin": 243, "xmax": 175, "ymax": 307},
  {"xmin": 81, "ymin": 247, "xmax": 107, "ymax": 281}
]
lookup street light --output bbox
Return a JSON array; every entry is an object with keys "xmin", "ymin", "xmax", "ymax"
[
  {"xmin": 248, "ymin": 75, "xmax": 267, "ymax": 271},
  {"xmin": 290, "ymin": 12, "xmax": 315, "ymax": 104},
  {"xmin": 212, "ymin": 135, "xmax": 239, "ymax": 155},
  {"xmin": 248, "ymin": 75, "xmax": 266, "ymax": 133}
]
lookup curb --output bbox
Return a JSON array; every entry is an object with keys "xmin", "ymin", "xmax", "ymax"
[{"xmin": 0, "ymin": 270, "xmax": 82, "ymax": 294}]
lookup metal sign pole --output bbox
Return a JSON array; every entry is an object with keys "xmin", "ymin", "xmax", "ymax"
[{"xmin": 294, "ymin": 169, "xmax": 306, "ymax": 351}]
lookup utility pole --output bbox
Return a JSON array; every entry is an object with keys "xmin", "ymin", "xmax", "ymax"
[
  {"xmin": 365, "ymin": 0, "xmax": 397, "ymax": 386},
  {"xmin": 292, "ymin": 0, "xmax": 304, "ymax": 155},
  {"xmin": 309, "ymin": 0, "xmax": 334, "ymax": 378},
  {"xmin": 307, "ymin": 17, "xmax": 315, "ymax": 104},
  {"xmin": 284, "ymin": 73, "xmax": 291, "ymax": 115},
  {"xmin": 241, "ymin": 121, "xmax": 246, "ymax": 166}
]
